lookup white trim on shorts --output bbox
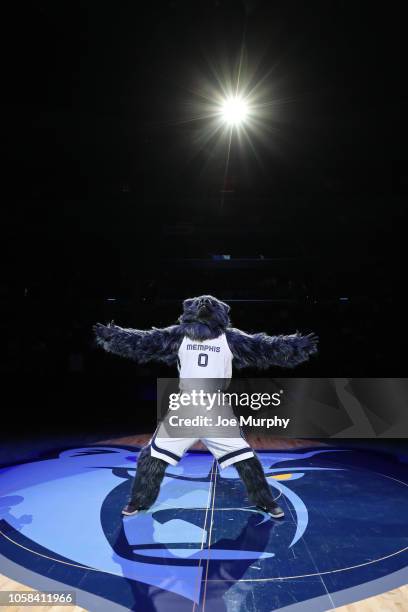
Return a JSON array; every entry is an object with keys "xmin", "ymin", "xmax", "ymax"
[{"xmin": 149, "ymin": 433, "xmax": 254, "ymax": 469}]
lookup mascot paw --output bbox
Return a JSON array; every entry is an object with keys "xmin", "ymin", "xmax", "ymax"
[
  {"xmin": 305, "ymin": 332, "xmax": 319, "ymax": 353},
  {"xmin": 93, "ymin": 322, "xmax": 115, "ymax": 343},
  {"xmin": 122, "ymin": 502, "xmax": 143, "ymax": 516},
  {"xmin": 257, "ymin": 504, "xmax": 285, "ymax": 519}
]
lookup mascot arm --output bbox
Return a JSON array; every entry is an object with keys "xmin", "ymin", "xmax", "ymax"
[
  {"xmin": 226, "ymin": 328, "xmax": 318, "ymax": 369},
  {"xmin": 93, "ymin": 322, "xmax": 184, "ymax": 366}
]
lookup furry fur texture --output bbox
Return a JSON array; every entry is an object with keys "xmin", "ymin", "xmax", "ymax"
[
  {"xmin": 129, "ymin": 445, "xmax": 168, "ymax": 509},
  {"xmin": 94, "ymin": 323, "xmax": 184, "ymax": 366},
  {"xmin": 130, "ymin": 451, "xmax": 278, "ymax": 511},
  {"xmin": 235, "ymin": 455, "xmax": 278, "ymax": 508},
  {"xmin": 225, "ymin": 328, "xmax": 318, "ymax": 369},
  {"xmin": 94, "ymin": 294, "xmax": 318, "ymax": 369},
  {"xmin": 94, "ymin": 295, "xmax": 318, "ymax": 513}
]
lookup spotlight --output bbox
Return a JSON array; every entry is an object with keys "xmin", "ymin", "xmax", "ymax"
[{"xmin": 220, "ymin": 95, "xmax": 249, "ymax": 126}]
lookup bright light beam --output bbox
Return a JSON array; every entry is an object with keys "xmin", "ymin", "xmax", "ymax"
[{"xmin": 220, "ymin": 95, "xmax": 249, "ymax": 127}]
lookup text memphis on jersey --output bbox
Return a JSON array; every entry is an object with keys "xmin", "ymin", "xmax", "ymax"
[{"xmin": 186, "ymin": 343, "xmax": 221, "ymax": 352}]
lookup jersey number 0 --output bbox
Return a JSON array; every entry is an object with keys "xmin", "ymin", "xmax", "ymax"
[{"xmin": 198, "ymin": 353, "xmax": 208, "ymax": 367}]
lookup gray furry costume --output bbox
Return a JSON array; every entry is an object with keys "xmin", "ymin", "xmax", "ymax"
[{"xmin": 94, "ymin": 295, "xmax": 318, "ymax": 518}]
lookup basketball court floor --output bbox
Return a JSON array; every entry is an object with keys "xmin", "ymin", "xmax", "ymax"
[{"xmin": 1, "ymin": 445, "xmax": 407, "ymax": 611}]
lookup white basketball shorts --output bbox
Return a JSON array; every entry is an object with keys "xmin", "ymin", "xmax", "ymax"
[{"xmin": 149, "ymin": 432, "xmax": 254, "ymax": 469}]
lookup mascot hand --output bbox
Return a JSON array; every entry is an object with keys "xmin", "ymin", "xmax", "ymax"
[
  {"xmin": 93, "ymin": 322, "xmax": 115, "ymax": 343},
  {"xmin": 303, "ymin": 332, "xmax": 319, "ymax": 354}
]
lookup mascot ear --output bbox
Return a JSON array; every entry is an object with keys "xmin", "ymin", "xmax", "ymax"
[
  {"xmin": 220, "ymin": 300, "xmax": 231, "ymax": 313},
  {"xmin": 182, "ymin": 298, "xmax": 194, "ymax": 310}
]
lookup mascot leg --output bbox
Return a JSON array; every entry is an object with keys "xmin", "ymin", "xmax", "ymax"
[
  {"xmin": 122, "ymin": 445, "xmax": 168, "ymax": 516},
  {"xmin": 235, "ymin": 455, "xmax": 285, "ymax": 518}
]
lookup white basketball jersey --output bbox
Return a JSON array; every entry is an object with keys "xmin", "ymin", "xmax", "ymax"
[{"xmin": 177, "ymin": 334, "xmax": 233, "ymax": 379}]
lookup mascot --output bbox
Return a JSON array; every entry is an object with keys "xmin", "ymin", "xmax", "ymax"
[{"xmin": 94, "ymin": 295, "xmax": 318, "ymax": 519}]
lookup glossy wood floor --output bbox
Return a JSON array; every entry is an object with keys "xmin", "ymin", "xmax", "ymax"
[
  {"xmin": 98, "ymin": 432, "xmax": 328, "ymax": 450},
  {"xmin": 1, "ymin": 443, "xmax": 407, "ymax": 611},
  {"xmin": 1, "ymin": 573, "xmax": 407, "ymax": 611}
]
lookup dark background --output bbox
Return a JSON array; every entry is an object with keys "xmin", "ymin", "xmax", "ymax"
[{"xmin": 1, "ymin": 1, "xmax": 405, "ymax": 437}]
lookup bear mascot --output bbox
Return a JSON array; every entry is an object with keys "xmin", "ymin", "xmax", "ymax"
[{"xmin": 94, "ymin": 295, "xmax": 318, "ymax": 519}]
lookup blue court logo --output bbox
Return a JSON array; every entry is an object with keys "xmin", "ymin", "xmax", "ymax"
[{"xmin": 1, "ymin": 446, "xmax": 408, "ymax": 611}]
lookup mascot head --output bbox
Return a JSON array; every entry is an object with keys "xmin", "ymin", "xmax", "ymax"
[{"xmin": 178, "ymin": 295, "xmax": 231, "ymax": 341}]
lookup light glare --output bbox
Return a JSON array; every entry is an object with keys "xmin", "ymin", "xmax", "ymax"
[{"xmin": 221, "ymin": 96, "xmax": 249, "ymax": 126}]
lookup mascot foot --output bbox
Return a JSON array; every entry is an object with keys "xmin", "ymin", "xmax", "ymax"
[
  {"xmin": 122, "ymin": 502, "xmax": 146, "ymax": 516},
  {"xmin": 127, "ymin": 445, "xmax": 168, "ymax": 513},
  {"xmin": 257, "ymin": 503, "xmax": 285, "ymax": 519}
]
